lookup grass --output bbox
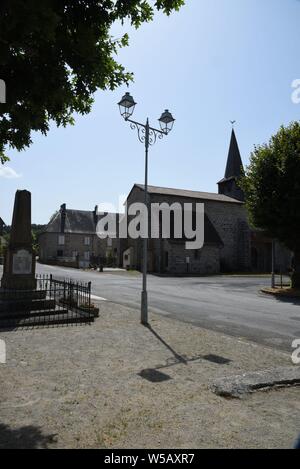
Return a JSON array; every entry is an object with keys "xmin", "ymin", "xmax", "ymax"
[{"xmin": 261, "ymin": 286, "xmax": 300, "ymax": 298}]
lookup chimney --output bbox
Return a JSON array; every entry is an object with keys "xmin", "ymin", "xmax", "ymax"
[
  {"xmin": 60, "ymin": 203, "xmax": 66, "ymax": 233},
  {"xmin": 94, "ymin": 205, "xmax": 98, "ymax": 224}
]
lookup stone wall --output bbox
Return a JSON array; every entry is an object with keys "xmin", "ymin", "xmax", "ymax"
[
  {"xmin": 38, "ymin": 232, "xmax": 119, "ymax": 266},
  {"xmin": 124, "ymin": 186, "xmax": 245, "ymax": 274},
  {"xmin": 165, "ymin": 241, "xmax": 220, "ymax": 274},
  {"xmin": 204, "ymin": 200, "xmax": 251, "ymax": 272}
]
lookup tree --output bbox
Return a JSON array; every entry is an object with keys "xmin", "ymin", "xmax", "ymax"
[
  {"xmin": 240, "ymin": 122, "xmax": 300, "ymax": 288},
  {"xmin": 31, "ymin": 224, "xmax": 47, "ymax": 254},
  {"xmin": 0, "ymin": 0, "xmax": 184, "ymax": 163}
]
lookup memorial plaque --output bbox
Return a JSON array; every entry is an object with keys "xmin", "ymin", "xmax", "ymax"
[
  {"xmin": 12, "ymin": 249, "xmax": 32, "ymax": 275},
  {"xmin": 1, "ymin": 190, "xmax": 36, "ymax": 290}
]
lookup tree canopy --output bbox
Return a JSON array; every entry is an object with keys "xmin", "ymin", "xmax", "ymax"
[
  {"xmin": 0, "ymin": 0, "xmax": 184, "ymax": 163},
  {"xmin": 240, "ymin": 122, "xmax": 300, "ymax": 287}
]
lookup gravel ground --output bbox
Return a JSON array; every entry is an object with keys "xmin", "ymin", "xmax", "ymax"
[{"xmin": 0, "ymin": 301, "xmax": 299, "ymax": 449}]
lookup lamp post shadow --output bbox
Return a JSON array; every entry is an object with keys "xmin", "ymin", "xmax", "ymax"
[{"xmin": 145, "ymin": 323, "xmax": 188, "ymax": 366}]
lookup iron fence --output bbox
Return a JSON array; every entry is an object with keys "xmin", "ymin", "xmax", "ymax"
[
  {"xmin": 0, "ymin": 274, "xmax": 97, "ymax": 328},
  {"xmin": 273, "ymin": 270, "xmax": 291, "ymax": 288}
]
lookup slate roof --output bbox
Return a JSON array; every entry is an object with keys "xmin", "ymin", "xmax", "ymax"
[
  {"xmin": 219, "ymin": 129, "xmax": 244, "ymax": 183},
  {"xmin": 44, "ymin": 209, "xmax": 97, "ymax": 234},
  {"xmin": 133, "ymin": 184, "xmax": 243, "ymax": 204}
]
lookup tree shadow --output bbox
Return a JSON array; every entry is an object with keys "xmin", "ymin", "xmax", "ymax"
[
  {"xmin": 274, "ymin": 296, "xmax": 300, "ymax": 306},
  {"xmin": 0, "ymin": 423, "xmax": 57, "ymax": 449}
]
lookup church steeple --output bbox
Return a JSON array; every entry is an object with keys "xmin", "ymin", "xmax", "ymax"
[
  {"xmin": 218, "ymin": 127, "xmax": 245, "ymax": 201},
  {"xmin": 225, "ymin": 129, "xmax": 244, "ymax": 179}
]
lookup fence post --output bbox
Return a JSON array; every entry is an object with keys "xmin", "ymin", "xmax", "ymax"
[
  {"xmin": 271, "ymin": 239, "xmax": 276, "ymax": 288},
  {"xmin": 88, "ymin": 282, "xmax": 91, "ymax": 311}
]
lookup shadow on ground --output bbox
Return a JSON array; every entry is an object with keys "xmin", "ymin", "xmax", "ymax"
[
  {"xmin": 145, "ymin": 324, "xmax": 231, "ymax": 371},
  {"xmin": 0, "ymin": 423, "xmax": 57, "ymax": 449},
  {"xmin": 146, "ymin": 324, "xmax": 188, "ymax": 365},
  {"xmin": 272, "ymin": 296, "xmax": 300, "ymax": 306}
]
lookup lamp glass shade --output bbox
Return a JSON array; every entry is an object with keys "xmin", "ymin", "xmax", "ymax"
[
  {"xmin": 159, "ymin": 109, "xmax": 175, "ymax": 134},
  {"xmin": 118, "ymin": 92, "xmax": 136, "ymax": 119}
]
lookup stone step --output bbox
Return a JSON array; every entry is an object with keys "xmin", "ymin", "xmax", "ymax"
[
  {"xmin": 0, "ymin": 298, "xmax": 56, "ymax": 313},
  {"xmin": 0, "ymin": 308, "xmax": 68, "ymax": 321},
  {"xmin": 0, "ymin": 289, "xmax": 47, "ymax": 301},
  {"xmin": 0, "ymin": 309, "xmax": 94, "ymax": 328}
]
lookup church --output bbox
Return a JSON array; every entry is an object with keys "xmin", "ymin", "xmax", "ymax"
[
  {"xmin": 39, "ymin": 129, "xmax": 292, "ymax": 274},
  {"xmin": 122, "ymin": 128, "xmax": 291, "ymax": 274}
]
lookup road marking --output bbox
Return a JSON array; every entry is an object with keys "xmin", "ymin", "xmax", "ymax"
[{"xmin": 91, "ymin": 294, "xmax": 107, "ymax": 302}]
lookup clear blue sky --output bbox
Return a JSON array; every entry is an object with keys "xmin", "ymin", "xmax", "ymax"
[{"xmin": 1, "ymin": 0, "xmax": 300, "ymax": 224}]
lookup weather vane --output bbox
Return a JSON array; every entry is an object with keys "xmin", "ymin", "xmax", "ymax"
[{"xmin": 230, "ymin": 120, "xmax": 236, "ymax": 128}]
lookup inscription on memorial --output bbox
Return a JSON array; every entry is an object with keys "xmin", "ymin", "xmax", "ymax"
[{"xmin": 12, "ymin": 249, "xmax": 32, "ymax": 275}]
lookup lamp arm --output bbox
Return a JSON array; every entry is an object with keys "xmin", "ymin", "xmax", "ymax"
[{"xmin": 125, "ymin": 117, "xmax": 167, "ymax": 146}]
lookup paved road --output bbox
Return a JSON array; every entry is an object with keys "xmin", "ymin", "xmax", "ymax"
[{"xmin": 26, "ymin": 263, "xmax": 300, "ymax": 352}]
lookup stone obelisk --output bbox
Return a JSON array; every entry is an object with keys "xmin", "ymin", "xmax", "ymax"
[{"xmin": 1, "ymin": 190, "xmax": 36, "ymax": 290}]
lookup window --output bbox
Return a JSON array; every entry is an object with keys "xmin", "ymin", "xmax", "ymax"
[
  {"xmin": 84, "ymin": 237, "xmax": 90, "ymax": 246},
  {"xmin": 84, "ymin": 251, "xmax": 90, "ymax": 261},
  {"xmin": 107, "ymin": 238, "xmax": 112, "ymax": 247},
  {"xmin": 58, "ymin": 235, "xmax": 65, "ymax": 246},
  {"xmin": 165, "ymin": 251, "xmax": 169, "ymax": 268},
  {"xmin": 72, "ymin": 251, "xmax": 78, "ymax": 259},
  {"xmin": 57, "ymin": 250, "xmax": 63, "ymax": 257}
]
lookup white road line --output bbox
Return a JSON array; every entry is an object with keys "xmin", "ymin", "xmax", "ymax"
[{"xmin": 91, "ymin": 294, "xmax": 107, "ymax": 302}]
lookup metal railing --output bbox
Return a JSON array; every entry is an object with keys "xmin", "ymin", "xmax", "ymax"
[
  {"xmin": 273, "ymin": 270, "xmax": 291, "ymax": 288},
  {"xmin": 0, "ymin": 274, "xmax": 96, "ymax": 328}
]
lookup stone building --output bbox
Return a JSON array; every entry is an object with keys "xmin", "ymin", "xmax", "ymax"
[
  {"xmin": 39, "ymin": 129, "xmax": 291, "ymax": 274},
  {"xmin": 122, "ymin": 129, "xmax": 291, "ymax": 274},
  {"xmin": 39, "ymin": 205, "xmax": 120, "ymax": 268}
]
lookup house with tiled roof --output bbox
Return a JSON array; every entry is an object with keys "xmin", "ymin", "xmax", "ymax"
[{"xmin": 38, "ymin": 205, "xmax": 120, "ymax": 268}]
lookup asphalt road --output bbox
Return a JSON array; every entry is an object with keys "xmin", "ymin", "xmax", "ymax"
[{"xmin": 26, "ymin": 263, "xmax": 300, "ymax": 352}]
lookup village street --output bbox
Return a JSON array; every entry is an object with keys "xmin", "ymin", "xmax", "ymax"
[{"xmin": 27, "ymin": 264, "xmax": 300, "ymax": 353}]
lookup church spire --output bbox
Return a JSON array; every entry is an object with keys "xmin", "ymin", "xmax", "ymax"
[
  {"xmin": 224, "ymin": 128, "xmax": 244, "ymax": 179},
  {"xmin": 218, "ymin": 126, "xmax": 245, "ymax": 201}
]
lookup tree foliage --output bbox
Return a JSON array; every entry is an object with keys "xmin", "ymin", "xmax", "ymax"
[
  {"xmin": 0, "ymin": 0, "xmax": 184, "ymax": 163},
  {"xmin": 240, "ymin": 122, "xmax": 300, "ymax": 286}
]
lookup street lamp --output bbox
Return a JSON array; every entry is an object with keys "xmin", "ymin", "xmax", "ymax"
[{"xmin": 118, "ymin": 92, "xmax": 175, "ymax": 326}]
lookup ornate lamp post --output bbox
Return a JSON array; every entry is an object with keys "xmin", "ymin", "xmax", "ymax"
[{"xmin": 118, "ymin": 92, "xmax": 175, "ymax": 325}]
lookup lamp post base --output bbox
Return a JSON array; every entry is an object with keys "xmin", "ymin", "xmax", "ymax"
[{"xmin": 141, "ymin": 290, "xmax": 148, "ymax": 326}]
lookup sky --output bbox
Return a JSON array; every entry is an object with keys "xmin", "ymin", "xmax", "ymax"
[{"xmin": 1, "ymin": 0, "xmax": 300, "ymax": 224}]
